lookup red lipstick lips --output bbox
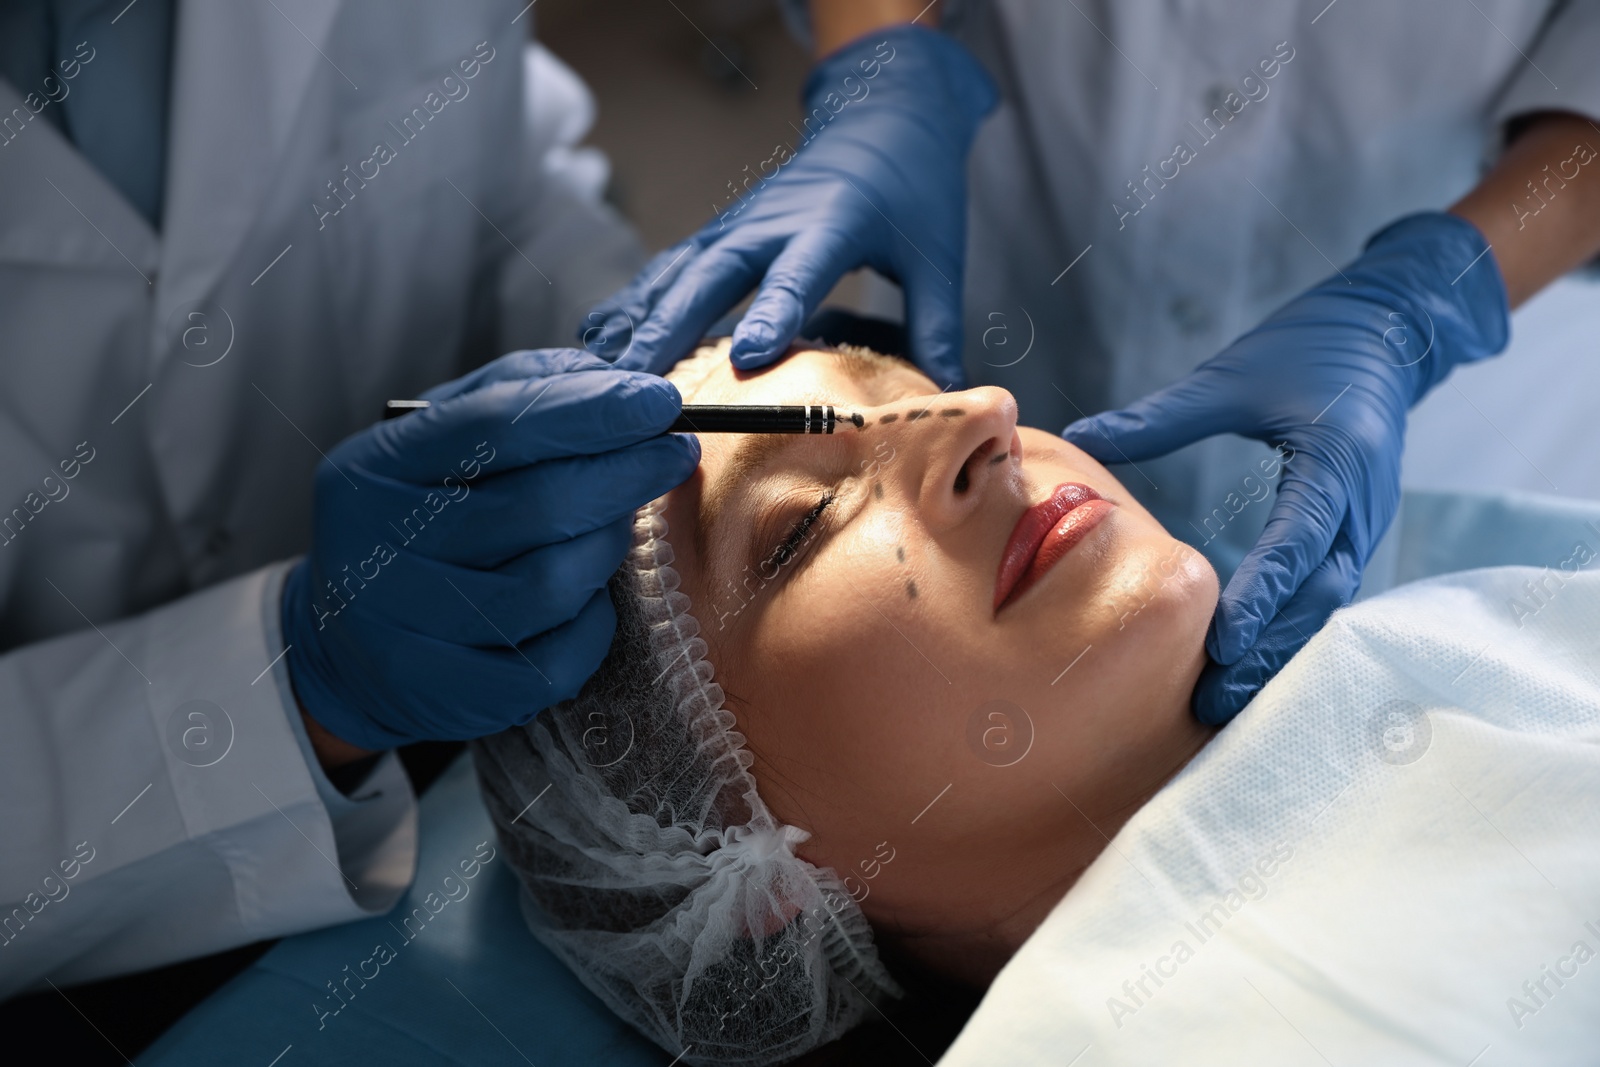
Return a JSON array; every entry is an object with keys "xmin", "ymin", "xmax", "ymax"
[{"xmin": 994, "ymin": 483, "xmax": 1114, "ymax": 612}]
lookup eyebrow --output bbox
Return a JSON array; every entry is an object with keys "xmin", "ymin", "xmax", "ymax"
[{"xmin": 692, "ymin": 347, "xmax": 922, "ymax": 567}]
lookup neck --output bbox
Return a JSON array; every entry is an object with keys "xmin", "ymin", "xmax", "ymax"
[{"xmin": 894, "ymin": 719, "xmax": 1215, "ymax": 987}]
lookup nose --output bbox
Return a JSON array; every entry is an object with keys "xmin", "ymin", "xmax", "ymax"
[{"xmin": 870, "ymin": 386, "xmax": 1019, "ymax": 533}]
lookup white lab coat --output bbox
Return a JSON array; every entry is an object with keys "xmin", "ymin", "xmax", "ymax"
[
  {"xmin": 848, "ymin": 0, "xmax": 1600, "ymax": 572},
  {"xmin": 0, "ymin": 0, "xmax": 642, "ymax": 998}
]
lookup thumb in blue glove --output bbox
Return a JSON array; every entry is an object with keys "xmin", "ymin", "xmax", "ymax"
[
  {"xmin": 281, "ymin": 349, "xmax": 699, "ymax": 750},
  {"xmin": 1062, "ymin": 212, "xmax": 1509, "ymax": 724},
  {"xmin": 582, "ymin": 24, "xmax": 996, "ymax": 387}
]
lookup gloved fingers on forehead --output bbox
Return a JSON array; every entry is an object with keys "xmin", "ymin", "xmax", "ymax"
[
  {"xmin": 419, "ymin": 349, "xmax": 614, "ymax": 403},
  {"xmin": 353, "ymin": 371, "xmax": 687, "ymax": 481},
  {"xmin": 410, "ymin": 437, "xmax": 696, "ymax": 564},
  {"xmin": 1209, "ymin": 453, "xmax": 1349, "ymax": 665},
  {"xmin": 899, "ymin": 259, "xmax": 967, "ymax": 389},
  {"xmin": 614, "ymin": 243, "xmax": 774, "ymax": 375},
  {"xmin": 336, "ymin": 517, "xmax": 633, "ymax": 646},
  {"xmin": 728, "ymin": 226, "xmax": 861, "ymax": 369},
  {"xmin": 585, "ymin": 238, "xmax": 706, "ymax": 363},
  {"xmin": 350, "ymin": 589, "xmax": 618, "ymax": 736},
  {"xmin": 1193, "ymin": 532, "xmax": 1361, "ymax": 725},
  {"xmin": 613, "ymin": 238, "xmax": 707, "ymax": 320}
]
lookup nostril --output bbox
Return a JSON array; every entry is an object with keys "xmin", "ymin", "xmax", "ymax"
[{"xmin": 954, "ymin": 439, "xmax": 998, "ymax": 495}]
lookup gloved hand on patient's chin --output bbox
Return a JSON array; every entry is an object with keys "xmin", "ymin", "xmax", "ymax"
[
  {"xmin": 281, "ymin": 349, "xmax": 699, "ymax": 751},
  {"xmin": 1061, "ymin": 212, "xmax": 1510, "ymax": 725},
  {"xmin": 580, "ymin": 24, "xmax": 997, "ymax": 388}
]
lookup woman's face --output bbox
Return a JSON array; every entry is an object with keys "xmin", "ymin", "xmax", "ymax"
[{"xmin": 662, "ymin": 343, "xmax": 1218, "ymax": 978}]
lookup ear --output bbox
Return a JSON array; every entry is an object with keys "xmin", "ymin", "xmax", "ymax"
[{"xmin": 740, "ymin": 884, "xmax": 807, "ymax": 939}]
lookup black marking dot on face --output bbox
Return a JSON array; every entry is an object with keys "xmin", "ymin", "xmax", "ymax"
[
  {"xmin": 988, "ymin": 451, "xmax": 1009, "ymax": 465},
  {"xmin": 879, "ymin": 413, "xmax": 900, "ymax": 424},
  {"xmin": 895, "ymin": 545, "xmax": 905, "ymax": 562},
  {"xmin": 906, "ymin": 410, "xmax": 932, "ymax": 421},
  {"xmin": 906, "ymin": 579, "xmax": 918, "ymax": 599},
  {"xmin": 874, "ymin": 482, "xmax": 884, "ymax": 500},
  {"xmin": 938, "ymin": 408, "xmax": 967, "ymax": 418}
]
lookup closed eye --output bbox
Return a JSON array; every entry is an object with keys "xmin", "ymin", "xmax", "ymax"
[{"xmin": 759, "ymin": 492, "xmax": 835, "ymax": 576}]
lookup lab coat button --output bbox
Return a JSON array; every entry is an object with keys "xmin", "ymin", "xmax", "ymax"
[{"xmin": 1168, "ymin": 295, "xmax": 1213, "ymax": 336}]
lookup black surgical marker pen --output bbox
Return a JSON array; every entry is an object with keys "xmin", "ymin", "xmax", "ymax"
[
  {"xmin": 384, "ymin": 399, "xmax": 864, "ymax": 433},
  {"xmin": 667, "ymin": 405, "xmax": 863, "ymax": 434}
]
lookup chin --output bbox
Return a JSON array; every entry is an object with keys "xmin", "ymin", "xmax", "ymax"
[
  {"xmin": 1134, "ymin": 540, "xmax": 1218, "ymax": 688},
  {"xmin": 1094, "ymin": 535, "xmax": 1217, "ymax": 691}
]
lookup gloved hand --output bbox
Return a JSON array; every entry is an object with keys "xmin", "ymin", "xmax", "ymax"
[
  {"xmin": 583, "ymin": 24, "xmax": 997, "ymax": 387},
  {"xmin": 281, "ymin": 349, "xmax": 698, "ymax": 750},
  {"xmin": 1062, "ymin": 212, "xmax": 1510, "ymax": 724}
]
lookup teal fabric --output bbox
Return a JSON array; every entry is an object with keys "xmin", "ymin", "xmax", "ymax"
[
  {"xmin": 1384, "ymin": 487, "xmax": 1600, "ymax": 589},
  {"xmin": 0, "ymin": 0, "xmax": 173, "ymax": 227},
  {"xmin": 142, "ymin": 755, "xmax": 669, "ymax": 1066}
]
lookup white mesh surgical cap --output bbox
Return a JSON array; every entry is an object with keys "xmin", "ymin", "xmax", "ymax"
[{"xmin": 471, "ymin": 503, "xmax": 901, "ymax": 1065}]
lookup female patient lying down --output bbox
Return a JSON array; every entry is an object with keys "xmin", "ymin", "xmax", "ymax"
[{"xmin": 472, "ymin": 338, "xmax": 1226, "ymax": 1064}]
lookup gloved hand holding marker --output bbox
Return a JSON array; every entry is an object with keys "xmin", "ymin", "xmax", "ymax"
[
  {"xmin": 386, "ymin": 400, "xmax": 866, "ymax": 434},
  {"xmin": 282, "ymin": 349, "xmax": 701, "ymax": 752}
]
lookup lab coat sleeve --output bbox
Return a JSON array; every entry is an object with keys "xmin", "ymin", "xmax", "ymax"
[
  {"xmin": 494, "ymin": 42, "xmax": 645, "ymax": 354},
  {"xmin": 0, "ymin": 561, "xmax": 416, "ymax": 998},
  {"xmin": 1490, "ymin": 0, "xmax": 1600, "ymax": 128}
]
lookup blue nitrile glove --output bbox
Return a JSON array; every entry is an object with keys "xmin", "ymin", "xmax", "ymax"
[
  {"xmin": 281, "ymin": 349, "xmax": 699, "ymax": 750},
  {"xmin": 583, "ymin": 24, "xmax": 997, "ymax": 387},
  {"xmin": 1062, "ymin": 212, "xmax": 1510, "ymax": 724}
]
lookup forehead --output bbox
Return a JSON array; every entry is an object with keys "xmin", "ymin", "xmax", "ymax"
[{"xmin": 672, "ymin": 343, "xmax": 935, "ymax": 408}]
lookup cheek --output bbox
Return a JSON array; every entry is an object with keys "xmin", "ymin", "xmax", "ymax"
[
  {"xmin": 1142, "ymin": 542, "xmax": 1218, "ymax": 639},
  {"xmin": 842, "ymin": 507, "xmax": 929, "ymax": 601},
  {"xmin": 730, "ymin": 522, "xmax": 961, "ymax": 823},
  {"xmin": 734, "ymin": 618, "xmax": 951, "ymax": 847},
  {"xmin": 1047, "ymin": 540, "xmax": 1215, "ymax": 747},
  {"xmin": 1072, "ymin": 517, "xmax": 1217, "ymax": 648}
]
